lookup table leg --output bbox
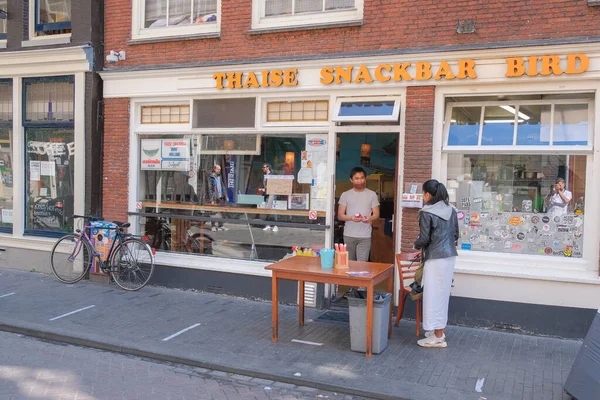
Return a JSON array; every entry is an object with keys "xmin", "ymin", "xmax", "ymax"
[
  {"xmin": 272, "ymin": 272, "xmax": 279, "ymax": 343},
  {"xmin": 387, "ymin": 269, "xmax": 394, "ymax": 339},
  {"xmin": 366, "ymin": 283, "xmax": 373, "ymax": 358},
  {"xmin": 298, "ymin": 280, "xmax": 305, "ymax": 326}
]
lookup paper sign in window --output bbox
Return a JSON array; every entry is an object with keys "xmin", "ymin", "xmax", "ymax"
[{"xmin": 266, "ymin": 175, "xmax": 294, "ymax": 195}]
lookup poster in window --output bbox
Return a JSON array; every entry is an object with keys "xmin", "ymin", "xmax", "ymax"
[
  {"xmin": 288, "ymin": 193, "xmax": 309, "ymax": 210},
  {"xmin": 266, "ymin": 175, "xmax": 294, "ymax": 195}
]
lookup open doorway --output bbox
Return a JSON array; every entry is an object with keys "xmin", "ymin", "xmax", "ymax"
[{"xmin": 332, "ymin": 132, "xmax": 399, "ymax": 305}]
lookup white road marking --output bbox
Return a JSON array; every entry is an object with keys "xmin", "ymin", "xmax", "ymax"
[
  {"xmin": 0, "ymin": 292, "xmax": 15, "ymax": 299},
  {"xmin": 291, "ymin": 339, "xmax": 323, "ymax": 346},
  {"xmin": 49, "ymin": 305, "xmax": 95, "ymax": 321},
  {"xmin": 162, "ymin": 323, "xmax": 201, "ymax": 341}
]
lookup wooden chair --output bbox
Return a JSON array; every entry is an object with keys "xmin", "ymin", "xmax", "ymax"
[{"xmin": 394, "ymin": 252, "xmax": 423, "ymax": 336}]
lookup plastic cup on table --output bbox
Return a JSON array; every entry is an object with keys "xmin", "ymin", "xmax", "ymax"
[{"xmin": 320, "ymin": 248, "xmax": 335, "ymax": 269}]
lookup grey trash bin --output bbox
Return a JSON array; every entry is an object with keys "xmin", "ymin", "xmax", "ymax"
[{"xmin": 348, "ymin": 291, "xmax": 392, "ymax": 354}]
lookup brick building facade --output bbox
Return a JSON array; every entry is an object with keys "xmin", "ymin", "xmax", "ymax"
[{"xmin": 101, "ymin": 0, "xmax": 600, "ymax": 337}]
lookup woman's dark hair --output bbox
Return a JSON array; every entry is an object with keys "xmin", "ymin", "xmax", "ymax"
[
  {"xmin": 349, "ymin": 166, "xmax": 367, "ymax": 179},
  {"xmin": 422, "ymin": 179, "xmax": 449, "ymax": 205}
]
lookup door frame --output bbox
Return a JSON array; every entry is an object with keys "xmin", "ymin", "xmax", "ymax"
[{"xmin": 331, "ymin": 125, "xmax": 405, "ymax": 304}]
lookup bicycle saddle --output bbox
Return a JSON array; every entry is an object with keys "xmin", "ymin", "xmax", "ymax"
[{"xmin": 113, "ymin": 221, "xmax": 131, "ymax": 228}]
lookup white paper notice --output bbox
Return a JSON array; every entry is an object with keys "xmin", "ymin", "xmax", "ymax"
[
  {"xmin": 1, "ymin": 209, "xmax": 13, "ymax": 223},
  {"xmin": 40, "ymin": 188, "xmax": 48, "ymax": 197},
  {"xmin": 297, "ymin": 168, "xmax": 312, "ymax": 184},
  {"xmin": 40, "ymin": 161, "xmax": 56, "ymax": 176},
  {"xmin": 30, "ymin": 161, "xmax": 41, "ymax": 181}
]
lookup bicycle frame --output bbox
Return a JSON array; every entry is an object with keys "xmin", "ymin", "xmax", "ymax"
[{"xmin": 69, "ymin": 224, "xmax": 123, "ymax": 271}]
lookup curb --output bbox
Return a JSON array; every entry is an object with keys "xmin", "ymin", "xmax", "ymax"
[{"xmin": 0, "ymin": 323, "xmax": 411, "ymax": 400}]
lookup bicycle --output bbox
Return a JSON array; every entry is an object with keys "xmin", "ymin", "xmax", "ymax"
[{"xmin": 50, "ymin": 215, "xmax": 155, "ymax": 291}]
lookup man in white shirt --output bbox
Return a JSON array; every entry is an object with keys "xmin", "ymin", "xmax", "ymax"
[
  {"xmin": 337, "ymin": 167, "xmax": 380, "ymax": 261},
  {"xmin": 545, "ymin": 177, "xmax": 572, "ymax": 217}
]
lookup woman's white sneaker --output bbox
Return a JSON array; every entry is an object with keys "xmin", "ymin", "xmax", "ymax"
[{"xmin": 417, "ymin": 334, "xmax": 447, "ymax": 348}]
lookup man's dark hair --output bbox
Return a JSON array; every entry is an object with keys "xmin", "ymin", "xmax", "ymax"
[{"xmin": 349, "ymin": 167, "xmax": 366, "ymax": 179}]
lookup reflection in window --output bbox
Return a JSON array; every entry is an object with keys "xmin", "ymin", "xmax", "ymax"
[
  {"xmin": 448, "ymin": 106, "xmax": 481, "ymax": 146},
  {"xmin": 516, "ymin": 105, "xmax": 551, "ymax": 146},
  {"xmin": 481, "ymin": 105, "xmax": 516, "ymax": 146},
  {"xmin": 339, "ymin": 101, "xmax": 395, "ymax": 117},
  {"xmin": 553, "ymin": 104, "xmax": 588, "ymax": 146},
  {"xmin": 138, "ymin": 134, "xmax": 328, "ymax": 262},
  {"xmin": 447, "ymin": 153, "xmax": 586, "ymax": 258},
  {"xmin": 144, "ymin": 0, "xmax": 218, "ymax": 28},
  {"xmin": 25, "ymin": 129, "xmax": 75, "ymax": 233},
  {"xmin": 265, "ymin": 0, "xmax": 354, "ymax": 17},
  {"xmin": 0, "ymin": 0, "xmax": 6, "ymax": 39},
  {"xmin": 36, "ymin": 0, "xmax": 71, "ymax": 35},
  {"xmin": 0, "ymin": 80, "xmax": 12, "ymax": 229},
  {"xmin": 25, "ymin": 80, "xmax": 74, "ymax": 123}
]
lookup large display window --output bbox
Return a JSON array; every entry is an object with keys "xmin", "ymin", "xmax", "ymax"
[
  {"xmin": 0, "ymin": 80, "xmax": 12, "ymax": 231},
  {"xmin": 136, "ymin": 133, "xmax": 329, "ymax": 262},
  {"xmin": 444, "ymin": 95, "xmax": 592, "ymax": 259},
  {"xmin": 23, "ymin": 77, "xmax": 75, "ymax": 235}
]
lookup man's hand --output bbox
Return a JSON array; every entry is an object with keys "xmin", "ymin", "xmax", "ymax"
[
  {"xmin": 351, "ymin": 215, "xmax": 362, "ymax": 222},
  {"xmin": 361, "ymin": 215, "xmax": 371, "ymax": 223}
]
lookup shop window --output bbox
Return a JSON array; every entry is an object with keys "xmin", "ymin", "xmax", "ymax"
[
  {"xmin": 24, "ymin": 77, "xmax": 75, "ymax": 236},
  {"xmin": 34, "ymin": 0, "xmax": 72, "ymax": 36},
  {"xmin": 133, "ymin": 0, "xmax": 220, "ymax": 40},
  {"xmin": 445, "ymin": 101, "xmax": 591, "ymax": 149},
  {"xmin": 444, "ymin": 96, "xmax": 592, "ymax": 260},
  {"xmin": 266, "ymin": 100, "xmax": 329, "ymax": 122},
  {"xmin": 0, "ymin": 0, "xmax": 7, "ymax": 40},
  {"xmin": 141, "ymin": 105, "xmax": 190, "ymax": 124},
  {"xmin": 193, "ymin": 98, "xmax": 256, "ymax": 128},
  {"xmin": 136, "ymin": 133, "xmax": 328, "ymax": 262},
  {"xmin": 252, "ymin": 0, "xmax": 363, "ymax": 31},
  {"xmin": 332, "ymin": 99, "xmax": 400, "ymax": 123},
  {"xmin": 0, "ymin": 80, "xmax": 12, "ymax": 231}
]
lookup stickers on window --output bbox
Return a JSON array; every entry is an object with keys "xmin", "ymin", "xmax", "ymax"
[
  {"xmin": 562, "ymin": 215, "xmax": 575, "ymax": 225},
  {"xmin": 461, "ymin": 243, "xmax": 472, "ymax": 250},
  {"xmin": 564, "ymin": 246, "xmax": 573, "ymax": 257},
  {"xmin": 531, "ymin": 215, "xmax": 540, "ymax": 224},
  {"xmin": 542, "ymin": 216, "xmax": 550, "ymax": 223},
  {"xmin": 509, "ymin": 216, "xmax": 521, "ymax": 226},
  {"xmin": 516, "ymin": 232, "xmax": 525, "ymax": 241},
  {"xmin": 553, "ymin": 216, "xmax": 561, "ymax": 224},
  {"xmin": 461, "ymin": 198, "xmax": 471, "ymax": 208},
  {"xmin": 457, "ymin": 211, "xmax": 465, "ymax": 220}
]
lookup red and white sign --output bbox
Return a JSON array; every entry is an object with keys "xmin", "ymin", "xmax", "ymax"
[
  {"xmin": 136, "ymin": 201, "xmax": 143, "ymax": 210},
  {"xmin": 308, "ymin": 210, "xmax": 318, "ymax": 220}
]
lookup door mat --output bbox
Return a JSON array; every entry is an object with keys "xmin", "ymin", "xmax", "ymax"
[{"xmin": 315, "ymin": 310, "xmax": 350, "ymax": 325}]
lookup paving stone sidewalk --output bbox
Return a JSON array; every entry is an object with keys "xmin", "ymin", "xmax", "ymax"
[{"xmin": 0, "ymin": 268, "xmax": 580, "ymax": 400}]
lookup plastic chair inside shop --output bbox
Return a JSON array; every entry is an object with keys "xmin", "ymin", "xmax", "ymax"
[{"xmin": 394, "ymin": 252, "xmax": 423, "ymax": 336}]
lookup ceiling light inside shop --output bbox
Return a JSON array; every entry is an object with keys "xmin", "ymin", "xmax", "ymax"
[{"xmin": 500, "ymin": 105, "xmax": 530, "ymax": 120}]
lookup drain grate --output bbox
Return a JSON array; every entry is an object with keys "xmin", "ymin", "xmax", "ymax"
[{"xmin": 315, "ymin": 310, "xmax": 349, "ymax": 325}]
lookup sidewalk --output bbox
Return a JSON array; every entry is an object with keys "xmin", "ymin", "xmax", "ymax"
[{"xmin": 0, "ymin": 268, "xmax": 579, "ymax": 400}]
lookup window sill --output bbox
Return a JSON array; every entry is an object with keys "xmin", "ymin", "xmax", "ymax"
[
  {"xmin": 249, "ymin": 19, "xmax": 362, "ymax": 35},
  {"xmin": 129, "ymin": 31, "xmax": 219, "ymax": 45},
  {"xmin": 154, "ymin": 251, "xmax": 272, "ymax": 277},
  {"xmin": 21, "ymin": 35, "xmax": 72, "ymax": 47},
  {"xmin": 456, "ymin": 250, "xmax": 600, "ymax": 284}
]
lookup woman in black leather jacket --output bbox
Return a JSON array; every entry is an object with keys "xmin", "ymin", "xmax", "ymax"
[{"xmin": 414, "ymin": 179, "xmax": 459, "ymax": 348}]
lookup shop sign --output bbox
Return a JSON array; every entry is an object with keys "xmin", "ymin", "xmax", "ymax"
[
  {"xmin": 141, "ymin": 139, "xmax": 190, "ymax": 171},
  {"xmin": 213, "ymin": 53, "xmax": 589, "ymax": 89}
]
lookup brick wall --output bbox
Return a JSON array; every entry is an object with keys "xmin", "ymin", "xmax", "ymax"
[
  {"xmin": 105, "ymin": 0, "xmax": 600, "ymax": 68},
  {"xmin": 401, "ymin": 86, "xmax": 435, "ymax": 252},
  {"xmin": 103, "ymin": 98, "xmax": 129, "ymax": 222}
]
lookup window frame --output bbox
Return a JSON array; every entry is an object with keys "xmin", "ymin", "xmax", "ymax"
[
  {"xmin": 34, "ymin": 0, "xmax": 72, "ymax": 33},
  {"xmin": 132, "ymin": 0, "xmax": 221, "ymax": 41},
  {"xmin": 443, "ymin": 99, "xmax": 594, "ymax": 154},
  {"xmin": 0, "ymin": 78, "xmax": 12, "ymax": 233},
  {"xmin": 22, "ymin": 75, "xmax": 75, "ymax": 238},
  {"xmin": 251, "ymin": 0, "xmax": 364, "ymax": 32},
  {"xmin": 331, "ymin": 96, "xmax": 401, "ymax": 123}
]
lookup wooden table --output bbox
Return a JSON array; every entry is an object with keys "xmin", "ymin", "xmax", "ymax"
[{"xmin": 265, "ymin": 256, "xmax": 394, "ymax": 358}]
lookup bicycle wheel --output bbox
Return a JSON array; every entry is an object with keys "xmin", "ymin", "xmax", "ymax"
[
  {"xmin": 50, "ymin": 233, "xmax": 93, "ymax": 284},
  {"xmin": 110, "ymin": 238, "xmax": 154, "ymax": 291}
]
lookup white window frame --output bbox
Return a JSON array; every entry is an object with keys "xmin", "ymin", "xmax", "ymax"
[
  {"xmin": 25, "ymin": 0, "xmax": 72, "ymax": 46},
  {"xmin": 132, "ymin": 0, "xmax": 221, "ymax": 41},
  {"xmin": 443, "ymin": 99, "xmax": 594, "ymax": 154},
  {"xmin": 439, "ymin": 94, "xmax": 597, "ymax": 277},
  {"xmin": 331, "ymin": 96, "xmax": 401, "ymax": 123},
  {"xmin": 251, "ymin": 0, "xmax": 364, "ymax": 31}
]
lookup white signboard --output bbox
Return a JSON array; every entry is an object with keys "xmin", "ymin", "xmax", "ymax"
[
  {"xmin": 30, "ymin": 161, "xmax": 41, "ymax": 181},
  {"xmin": 141, "ymin": 139, "xmax": 190, "ymax": 171},
  {"xmin": 1, "ymin": 209, "xmax": 13, "ymax": 223},
  {"xmin": 41, "ymin": 161, "xmax": 56, "ymax": 176}
]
